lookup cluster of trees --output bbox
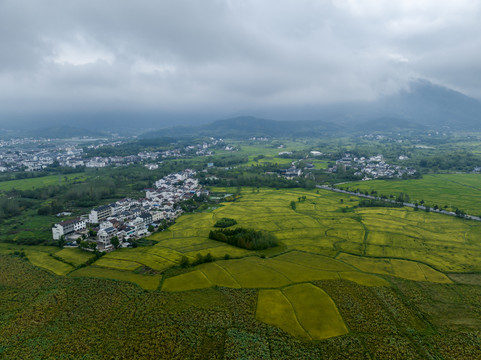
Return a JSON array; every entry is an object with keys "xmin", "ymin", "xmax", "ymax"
[
  {"xmin": 209, "ymin": 228, "xmax": 278, "ymax": 250},
  {"xmin": 417, "ymin": 151, "xmax": 481, "ymax": 172},
  {"xmin": 0, "ymin": 197, "xmax": 34, "ymax": 220},
  {"xmin": 0, "ymin": 166, "xmax": 84, "ymax": 184},
  {"xmin": 179, "ymin": 253, "xmax": 215, "ymax": 268},
  {"xmin": 211, "ymin": 154, "xmax": 248, "ymax": 167},
  {"xmin": 64, "ymin": 179, "xmax": 117, "ymax": 207},
  {"xmin": 83, "ymin": 138, "xmax": 177, "ymax": 157},
  {"xmin": 201, "ymin": 169, "xmax": 317, "ymax": 189},
  {"xmin": 214, "ymin": 217, "xmax": 237, "ymax": 228},
  {"xmin": 179, "ymin": 194, "xmax": 211, "ymax": 213}
]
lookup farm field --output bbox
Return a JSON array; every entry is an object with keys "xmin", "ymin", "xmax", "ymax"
[
  {"xmin": 54, "ymin": 247, "xmax": 95, "ymax": 267},
  {"xmin": 246, "ymin": 155, "xmax": 293, "ymax": 166},
  {"xmin": 161, "ymin": 252, "xmax": 391, "ymax": 292},
  {"xmin": 69, "ymin": 266, "xmax": 161, "ymax": 290},
  {"xmin": 342, "ymin": 173, "xmax": 481, "ymax": 215},
  {"xmin": 21, "ymin": 186, "xmax": 481, "ymax": 282},
  {"xmin": 256, "ymin": 283, "xmax": 348, "ymax": 340},
  {"xmin": 25, "ymin": 250, "xmax": 74, "ymax": 275},
  {"xmin": 8, "ymin": 185, "xmax": 481, "ymax": 355},
  {"xmin": 3, "ymin": 253, "xmax": 481, "ymax": 358},
  {"xmin": 0, "ymin": 172, "xmax": 88, "ymax": 192},
  {"xmin": 233, "ymin": 141, "xmax": 309, "ymax": 158}
]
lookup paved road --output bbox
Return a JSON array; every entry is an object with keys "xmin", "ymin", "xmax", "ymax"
[{"xmin": 316, "ymin": 185, "xmax": 481, "ymax": 222}]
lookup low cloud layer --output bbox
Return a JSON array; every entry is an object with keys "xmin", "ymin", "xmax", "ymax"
[{"xmin": 1, "ymin": 0, "xmax": 480, "ymax": 122}]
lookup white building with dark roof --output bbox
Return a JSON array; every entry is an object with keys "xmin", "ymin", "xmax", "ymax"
[
  {"xmin": 89, "ymin": 205, "xmax": 112, "ymax": 223},
  {"xmin": 52, "ymin": 218, "xmax": 86, "ymax": 240}
]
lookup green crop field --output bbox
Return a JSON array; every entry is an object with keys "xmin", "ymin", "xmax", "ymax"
[
  {"xmin": 0, "ymin": 173, "xmax": 88, "ymax": 192},
  {"xmin": 162, "ymin": 251, "xmax": 391, "ymax": 292},
  {"xmin": 24, "ymin": 185, "xmax": 480, "ymax": 282},
  {"xmin": 342, "ymin": 173, "xmax": 481, "ymax": 215},
  {"xmin": 25, "ymin": 250, "xmax": 74, "ymax": 275},
  {"xmin": 54, "ymin": 248, "xmax": 95, "ymax": 267},
  {"xmin": 69, "ymin": 266, "xmax": 161, "ymax": 290},
  {"xmin": 256, "ymin": 283, "xmax": 348, "ymax": 340}
]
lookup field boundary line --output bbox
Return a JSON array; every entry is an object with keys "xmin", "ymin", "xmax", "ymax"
[
  {"xmin": 204, "ymin": 262, "xmax": 242, "ymax": 288},
  {"xmin": 256, "ymin": 260, "xmax": 298, "ymax": 282},
  {"xmin": 274, "ymin": 250, "xmax": 359, "ymax": 272},
  {"xmin": 279, "ymin": 289, "xmax": 313, "ymax": 341},
  {"xmin": 266, "ymin": 257, "xmax": 341, "ymax": 275},
  {"xmin": 215, "ymin": 262, "xmax": 242, "ymax": 284},
  {"xmin": 335, "ymin": 251, "xmax": 448, "ymax": 274}
]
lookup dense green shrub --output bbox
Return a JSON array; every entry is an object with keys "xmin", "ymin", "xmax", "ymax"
[
  {"xmin": 209, "ymin": 228, "xmax": 278, "ymax": 250},
  {"xmin": 214, "ymin": 217, "xmax": 237, "ymax": 228}
]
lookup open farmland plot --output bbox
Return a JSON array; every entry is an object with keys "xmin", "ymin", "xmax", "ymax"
[
  {"xmin": 282, "ymin": 283, "xmax": 348, "ymax": 340},
  {"xmin": 89, "ymin": 186, "xmax": 481, "ymax": 278},
  {"xmin": 337, "ymin": 253, "xmax": 452, "ymax": 283},
  {"xmin": 0, "ymin": 173, "xmax": 88, "ymax": 192},
  {"xmin": 26, "ymin": 250, "xmax": 74, "ymax": 275},
  {"xmin": 256, "ymin": 284, "xmax": 349, "ymax": 341},
  {"xmin": 94, "ymin": 257, "xmax": 142, "ymax": 271},
  {"xmin": 16, "ymin": 186, "xmax": 481, "ymax": 290},
  {"xmin": 69, "ymin": 266, "xmax": 161, "ymax": 290},
  {"xmin": 161, "ymin": 250, "xmax": 391, "ymax": 291},
  {"xmin": 104, "ymin": 249, "xmax": 175, "ymax": 272},
  {"xmin": 343, "ymin": 174, "xmax": 481, "ymax": 215},
  {"xmin": 0, "ymin": 243, "xmax": 59, "ymax": 255},
  {"xmin": 5, "ymin": 253, "xmax": 481, "ymax": 358},
  {"xmin": 54, "ymin": 248, "xmax": 95, "ymax": 267}
]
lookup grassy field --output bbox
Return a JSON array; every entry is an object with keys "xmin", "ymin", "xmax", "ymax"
[
  {"xmin": 246, "ymin": 156, "xmax": 293, "ymax": 167},
  {"xmin": 342, "ymin": 173, "xmax": 481, "ymax": 215},
  {"xmin": 0, "ymin": 173, "xmax": 88, "ymax": 192},
  {"xmin": 0, "ymin": 209, "xmax": 65, "ymax": 243}
]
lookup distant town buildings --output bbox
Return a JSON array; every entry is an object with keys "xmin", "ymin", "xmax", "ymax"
[
  {"xmin": 333, "ymin": 153, "xmax": 417, "ymax": 180},
  {"xmin": 0, "ymin": 137, "xmax": 226, "ymax": 173}
]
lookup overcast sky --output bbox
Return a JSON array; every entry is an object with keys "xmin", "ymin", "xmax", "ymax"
[{"xmin": 1, "ymin": 0, "xmax": 481, "ymax": 122}]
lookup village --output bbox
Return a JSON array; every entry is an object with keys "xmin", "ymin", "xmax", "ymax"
[
  {"xmin": 332, "ymin": 153, "xmax": 417, "ymax": 180},
  {"xmin": 51, "ymin": 169, "xmax": 207, "ymax": 251},
  {"xmin": 0, "ymin": 136, "xmax": 226, "ymax": 172}
]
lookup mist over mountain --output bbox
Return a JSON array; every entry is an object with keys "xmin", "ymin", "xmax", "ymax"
[
  {"xmin": 2, "ymin": 79, "xmax": 480, "ymax": 139},
  {"xmin": 357, "ymin": 80, "xmax": 481, "ymax": 129},
  {"xmin": 140, "ymin": 80, "xmax": 481, "ymax": 138}
]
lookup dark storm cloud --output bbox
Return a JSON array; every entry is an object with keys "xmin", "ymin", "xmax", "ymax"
[{"xmin": 0, "ymin": 0, "xmax": 480, "ymax": 120}]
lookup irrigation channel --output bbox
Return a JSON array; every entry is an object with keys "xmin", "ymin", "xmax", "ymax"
[{"xmin": 317, "ymin": 185, "xmax": 481, "ymax": 222}]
